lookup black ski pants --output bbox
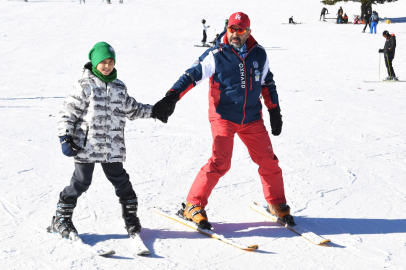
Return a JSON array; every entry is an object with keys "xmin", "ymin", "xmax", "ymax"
[
  {"xmin": 320, "ymin": 13, "xmax": 325, "ymax": 20},
  {"xmin": 363, "ymin": 22, "xmax": 370, "ymax": 32},
  {"xmin": 61, "ymin": 162, "xmax": 134, "ymax": 199},
  {"xmin": 202, "ymin": 31, "xmax": 207, "ymax": 43},
  {"xmin": 385, "ymin": 55, "xmax": 396, "ymax": 77}
]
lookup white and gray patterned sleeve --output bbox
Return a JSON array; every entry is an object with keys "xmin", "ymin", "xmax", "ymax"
[
  {"xmin": 124, "ymin": 89, "xmax": 153, "ymax": 120},
  {"xmin": 57, "ymin": 81, "xmax": 89, "ymax": 136}
]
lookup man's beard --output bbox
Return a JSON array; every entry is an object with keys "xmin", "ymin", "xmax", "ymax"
[{"xmin": 230, "ymin": 37, "xmax": 242, "ymax": 48}]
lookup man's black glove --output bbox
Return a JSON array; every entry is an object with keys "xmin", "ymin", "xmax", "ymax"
[
  {"xmin": 268, "ymin": 107, "xmax": 283, "ymax": 136},
  {"xmin": 60, "ymin": 135, "xmax": 82, "ymax": 157},
  {"xmin": 152, "ymin": 91, "xmax": 180, "ymax": 123},
  {"xmin": 378, "ymin": 49, "xmax": 384, "ymax": 53}
]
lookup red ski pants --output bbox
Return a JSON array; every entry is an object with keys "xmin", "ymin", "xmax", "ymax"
[{"xmin": 186, "ymin": 119, "xmax": 286, "ymax": 207}]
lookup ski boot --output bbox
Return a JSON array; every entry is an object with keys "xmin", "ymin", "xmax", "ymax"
[
  {"xmin": 393, "ymin": 77, "xmax": 399, "ymax": 81},
  {"xmin": 178, "ymin": 202, "xmax": 212, "ymax": 230},
  {"xmin": 384, "ymin": 76, "xmax": 393, "ymax": 81},
  {"xmin": 267, "ymin": 203, "xmax": 296, "ymax": 226},
  {"xmin": 120, "ymin": 192, "xmax": 141, "ymax": 236},
  {"xmin": 48, "ymin": 194, "xmax": 79, "ymax": 240}
]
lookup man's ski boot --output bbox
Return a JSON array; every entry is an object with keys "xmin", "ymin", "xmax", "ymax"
[
  {"xmin": 384, "ymin": 76, "xmax": 393, "ymax": 81},
  {"xmin": 393, "ymin": 77, "xmax": 399, "ymax": 81},
  {"xmin": 267, "ymin": 203, "xmax": 296, "ymax": 226},
  {"xmin": 120, "ymin": 192, "xmax": 141, "ymax": 236},
  {"xmin": 48, "ymin": 194, "xmax": 79, "ymax": 240},
  {"xmin": 178, "ymin": 202, "xmax": 212, "ymax": 230}
]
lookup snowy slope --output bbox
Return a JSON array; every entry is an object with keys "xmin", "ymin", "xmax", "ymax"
[{"xmin": 1, "ymin": 0, "xmax": 406, "ymax": 269}]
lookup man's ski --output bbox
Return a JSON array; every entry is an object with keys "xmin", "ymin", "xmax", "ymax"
[
  {"xmin": 249, "ymin": 202, "xmax": 331, "ymax": 245},
  {"xmin": 130, "ymin": 233, "xmax": 150, "ymax": 256},
  {"xmin": 363, "ymin": 80, "xmax": 405, "ymax": 83},
  {"xmin": 46, "ymin": 226, "xmax": 116, "ymax": 256},
  {"xmin": 153, "ymin": 207, "xmax": 258, "ymax": 251}
]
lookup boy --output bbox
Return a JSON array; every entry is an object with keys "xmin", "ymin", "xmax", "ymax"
[{"xmin": 50, "ymin": 42, "xmax": 159, "ymax": 240}]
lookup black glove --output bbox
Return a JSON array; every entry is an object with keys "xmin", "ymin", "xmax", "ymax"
[
  {"xmin": 378, "ymin": 49, "xmax": 383, "ymax": 53},
  {"xmin": 60, "ymin": 135, "xmax": 82, "ymax": 157},
  {"xmin": 152, "ymin": 91, "xmax": 180, "ymax": 123},
  {"xmin": 268, "ymin": 107, "xmax": 283, "ymax": 136}
]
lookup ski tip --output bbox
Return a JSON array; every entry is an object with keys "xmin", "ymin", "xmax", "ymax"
[
  {"xmin": 98, "ymin": 250, "xmax": 116, "ymax": 257},
  {"xmin": 320, "ymin": 239, "xmax": 331, "ymax": 245},
  {"xmin": 136, "ymin": 250, "xmax": 151, "ymax": 256},
  {"xmin": 246, "ymin": 245, "xmax": 259, "ymax": 251}
]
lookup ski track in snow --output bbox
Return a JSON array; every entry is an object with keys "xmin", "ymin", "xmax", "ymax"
[{"xmin": 1, "ymin": 0, "xmax": 406, "ymax": 269}]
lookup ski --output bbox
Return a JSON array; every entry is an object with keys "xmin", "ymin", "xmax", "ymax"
[
  {"xmin": 282, "ymin": 23, "xmax": 302, "ymax": 25},
  {"xmin": 130, "ymin": 233, "xmax": 150, "ymax": 256},
  {"xmin": 153, "ymin": 207, "xmax": 258, "ymax": 251},
  {"xmin": 194, "ymin": 45, "xmax": 211, "ymax": 47},
  {"xmin": 363, "ymin": 80, "xmax": 405, "ymax": 83},
  {"xmin": 46, "ymin": 226, "xmax": 116, "ymax": 257},
  {"xmin": 249, "ymin": 202, "xmax": 331, "ymax": 245}
]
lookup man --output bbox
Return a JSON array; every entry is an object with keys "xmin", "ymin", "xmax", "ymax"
[
  {"xmin": 362, "ymin": 10, "xmax": 371, "ymax": 33},
  {"xmin": 152, "ymin": 12, "xmax": 294, "ymax": 230},
  {"xmin": 320, "ymin": 7, "xmax": 328, "ymax": 21},
  {"xmin": 369, "ymin": 10, "xmax": 379, "ymax": 34},
  {"xmin": 202, "ymin": 19, "xmax": 210, "ymax": 46},
  {"xmin": 379, "ymin": 31, "xmax": 398, "ymax": 81}
]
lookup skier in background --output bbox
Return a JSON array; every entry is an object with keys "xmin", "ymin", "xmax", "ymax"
[
  {"xmin": 152, "ymin": 12, "xmax": 295, "ymax": 230},
  {"xmin": 362, "ymin": 10, "xmax": 371, "ymax": 33},
  {"xmin": 224, "ymin": 19, "xmax": 229, "ymax": 31},
  {"xmin": 80, "ymin": 0, "xmax": 85, "ymax": 4},
  {"xmin": 289, "ymin": 16, "xmax": 296, "ymax": 24},
  {"xmin": 50, "ymin": 42, "xmax": 162, "ymax": 240},
  {"xmin": 336, "ymin": 7, "xmax": 343, "ymax": 24},
  {"xmin": 342, "ymin": 13, "xmax": 348, "ymax": 24},
  {"xmin": 369, "ymin": 10, "xmax": 379, "ymax": 34},
  {"xmin": 379, "ymin": 30, "xmax": 398, "ymax": 81},
  {"xmin": 320, "ymin": 7, "xmax": 328, "ymax": 21},
  {"xmin": 202, "ymin": 19, "xmax": 210, "ymax": 46}
]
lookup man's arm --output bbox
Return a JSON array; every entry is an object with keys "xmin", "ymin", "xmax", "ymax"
[{"xmin": 260, "ymin": 57, "xmax": 279, "ymax": 110}]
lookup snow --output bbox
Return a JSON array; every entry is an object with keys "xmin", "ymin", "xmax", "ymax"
[{"xmin": 1, "ymin": 0, "xmax": 406, "ymax": 269}]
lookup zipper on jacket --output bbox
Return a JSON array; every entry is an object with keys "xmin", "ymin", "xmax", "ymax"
[
  {"xmin": 250, "ymin": 68, "xmax": 252, "ymax": 91},
  {"xmin": 83, "ymin": 126, "xmax": 89, "ymax": 147}
]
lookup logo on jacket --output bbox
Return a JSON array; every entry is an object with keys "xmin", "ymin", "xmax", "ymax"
[
  {"xmin": 239, "ymin": 63, "xmax": 245, "ymax": 88},
  {"xmin": 191, "ymin": 60, "xmax": 199, "ymax": 67},
  {"xmin": 255, "ymin": 70, "xmax": 260, "ymax": 81},
  {"xmin": 253, "ymin": 61, "xmax": 258, "ymax": 68},
  {"xmin": 235, "ymin": 14, "xmax": 241, "ymax": 20}
]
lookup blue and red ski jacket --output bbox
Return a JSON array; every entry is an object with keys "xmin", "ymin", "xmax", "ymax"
[{"xmin": 170, "ymin": 33, "xmax": 280, "ymax": 125}]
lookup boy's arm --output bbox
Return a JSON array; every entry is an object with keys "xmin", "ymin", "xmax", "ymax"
[
  {"xmin": 124, "ymin": 89, "xmax": 153, "ymax": 120},
  {"xmin": 57, "ymin": 82, "xmax": 89, "ymax": 136}
]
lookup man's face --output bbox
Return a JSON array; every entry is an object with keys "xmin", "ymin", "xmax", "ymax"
[
  {"xmin": 227, "ymin": 25, "xmax": 252, "ymax": 49},
  {"xmin": 96, "ymin": 58, "xmax": 115, "ymax": 76}
]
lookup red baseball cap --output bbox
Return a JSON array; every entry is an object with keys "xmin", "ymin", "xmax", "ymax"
[{"xmin": 228, "ymin": 12, "xmax": 250, "ymax": 29}]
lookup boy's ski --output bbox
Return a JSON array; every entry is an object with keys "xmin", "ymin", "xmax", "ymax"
[
  {"xmin": 249, "ymin": 202, "xmax": 331, "ymax": 245},
  {"xmin": 46, "ymin": 226, "xmax": 116, "ymax": 257},
  {"xmin": 363, "ymin": 80, "xmax": 405, "ymax": 83},
  {"xmin": 153, "ymin": 207, "xmax": 258, "ymax": 251},
  {"xmin": 130, "ymin": 233, "xmax": 150, "ymax": 256}
]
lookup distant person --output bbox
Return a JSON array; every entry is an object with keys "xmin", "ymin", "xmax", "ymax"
[
  {"xmin": 353, "ymin": 15, "xmax": 360, "ymax": 24},
  {"xmin": 362, "ymin": 10, "xmax": 371, "ymax": 33},
  {"xmin": 337, "ymin": 6, "xmax": 343, "ymax": 16},
  {"xmin": 50, "ymin": 42, "xmax": 161, "ymax": 240},
  {"xmin": 210, "ymin": 34, "xmax": 219, "ymax": 47},
  {"xmin": 379, "ymin": 30, "xmax": 398, "ymax": 81},
  {"xmin": 119, "ymin": 0, "xmax": 123, "ymax": 3},
  {"xmin": 342, "ymin": 13, "xmax": 348, "ymax": 24},
  {"xmin": 369, "ymin": 10, "xmax": 379, "ymax": 34},
  {"xmin": 320, "ymin": 7, "xmax": 328, "ymax": 21},
  {"xmin": 224, "ymin": 19, "xmax": 229, "ymax": 31},
  {"xmin": 201, "ymin": 19, "xmax": 210, "ymax": 46},
  {"xmin": 289, "ymin": 16, "xmax": 296, "ymax": 24},
  {"xmin": 80, "ymin": 0, "xmax": 85, "ymax": 3}
]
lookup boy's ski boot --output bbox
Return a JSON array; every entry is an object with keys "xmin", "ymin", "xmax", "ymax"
[
  {"xmin": 267, "ymin": 203, "xmax": 296, "ymax": 226},
  {"xmin": 178, "ymin": 202, "xmax": 212, "ymax": 230},
  {"xmin": 120, "ymin": 192, "xmax": 141, "ymax": 236},
  {"xmin": 48, "ymin": 194, "xmax": 79, "ymax": 240}
]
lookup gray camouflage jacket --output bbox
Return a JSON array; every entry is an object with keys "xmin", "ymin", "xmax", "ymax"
[{"xmin": 58, "ymin": 65, "xmax": 153, "ymax": 163}]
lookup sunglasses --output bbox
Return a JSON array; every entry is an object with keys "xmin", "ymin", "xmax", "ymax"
[{"xmin": 227, "ymin": 27, "xmax": 247, "ymax": 35}]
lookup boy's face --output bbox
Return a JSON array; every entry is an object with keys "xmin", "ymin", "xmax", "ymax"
[{"xmin": 96, "ymin": 58, "xmax": 115, "ymax": 76}]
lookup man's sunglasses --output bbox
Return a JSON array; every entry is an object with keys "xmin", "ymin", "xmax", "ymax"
[{"xmin": 227, "ymin": 27, "xmax": 247, "ymax": 35}]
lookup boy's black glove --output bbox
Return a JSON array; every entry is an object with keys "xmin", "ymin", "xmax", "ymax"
[
  {"xmin": 378, "ymin": 49, "xmax": 383, "ymax": 53},
  {"xmin": 268, "ymin": 107, "xmax": 283, "ymax": 136},
  {"xmin": 60, "ymin": 135, "xmax": 82, "ymax": 157},
  {"xmin": 152, "ymin": 91, "xmax": 180, "ymax": 123}
]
